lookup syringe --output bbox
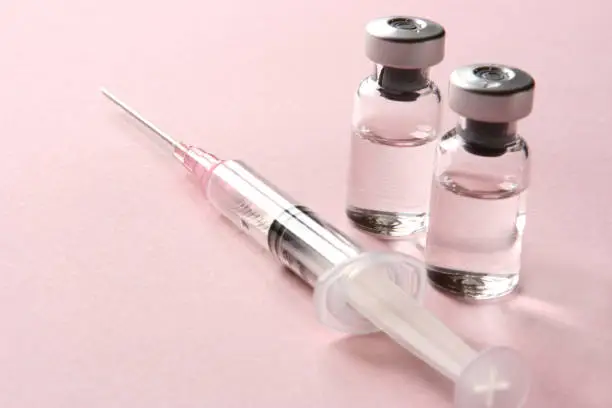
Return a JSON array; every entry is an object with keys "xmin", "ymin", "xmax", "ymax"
[{"xmin": 101, "ymin": 89, "xmax": 530, "ymax": 408}]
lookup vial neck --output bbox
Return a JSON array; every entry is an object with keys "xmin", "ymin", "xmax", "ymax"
[
  {"xmin": 457, "ymin": 117, "xmax": 518, "ymax": 157},
  {"xmin": 373, "ymin": 64, "xmax": 430, "ymax": 96}
]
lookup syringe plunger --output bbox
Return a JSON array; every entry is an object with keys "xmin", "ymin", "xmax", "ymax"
[{"xmin": 315, "ymin": 257, "xmax": 530, "ymax": 408}]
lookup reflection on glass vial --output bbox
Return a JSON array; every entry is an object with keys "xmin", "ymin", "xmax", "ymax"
[
  {"xmin": 425, "ymin": 64, "xmax": 535, "ymax": 300},
  {"xmin": 346, "ymin": 16, "xmax": 445, "ymax": 239}
]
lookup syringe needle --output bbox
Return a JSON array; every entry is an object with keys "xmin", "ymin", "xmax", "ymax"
[{"xmin": 100, "ymin": 88, "xmax": 188, "ymax": 154}]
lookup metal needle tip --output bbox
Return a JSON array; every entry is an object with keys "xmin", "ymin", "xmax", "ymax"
[{"xmin": 100, "ymin": 87, "xmax": 187, "ymax": 153}]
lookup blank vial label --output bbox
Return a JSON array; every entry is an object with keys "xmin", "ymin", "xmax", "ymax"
[
  {"xmin": 425, "ymin": 171, "xmax": 523, "ymax": 298},
  {"xmin": 347, "ymin": 127, "xmax": 437, "ymax": 213}
]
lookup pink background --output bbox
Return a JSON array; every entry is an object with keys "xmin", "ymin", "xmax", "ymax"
[{"xmin": 1, "ymin": 1, "xmax": 610, "ymax": 407}]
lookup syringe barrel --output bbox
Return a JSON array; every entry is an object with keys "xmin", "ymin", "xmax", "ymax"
[{"xmin": 204, "ymin": 159, "xmax": 361, "ymax": 285}]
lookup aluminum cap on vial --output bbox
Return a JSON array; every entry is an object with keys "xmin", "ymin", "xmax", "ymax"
[
  {"xmin": 365, "ymin": 16, "xmax": 445, "ymax": 69},
  {"xmin": 449, "ymin": 64, "xmax": 535, "ymax": 123}
]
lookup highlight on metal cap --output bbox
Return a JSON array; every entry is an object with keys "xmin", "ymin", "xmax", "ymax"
[
  {"xmin": 365, "ymin": 16, "xmax": 445, "ymax": 69},
  {"xmin": 448, "ymin": 63, "xmax": 536, "ymax": 123}
]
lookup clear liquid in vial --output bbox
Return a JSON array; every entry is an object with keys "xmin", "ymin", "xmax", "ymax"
[
  {"xmin": 346, "ymin": 128, "xmax": 437, "ymax": 238},
  {"xmin": 425, "ymin": 171, "xmax": 524, "ymax": 300}
]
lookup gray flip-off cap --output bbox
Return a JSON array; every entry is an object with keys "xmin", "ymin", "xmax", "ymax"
[
  {"xmin": 365, "ymin": 16, "xmax": 445, "ymax": 69},
  {"xmin": 449, "ymin": 64, "xmax": 535, "ymax": 122}
]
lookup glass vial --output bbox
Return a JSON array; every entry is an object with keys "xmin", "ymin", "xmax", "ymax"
[
  {"xmin": 425, "ymin": 64, "xmax": 535, "ymax": 300},
  {"xmin": 346, "ymin": 16, "xmax": 445, "ymax": 239}
]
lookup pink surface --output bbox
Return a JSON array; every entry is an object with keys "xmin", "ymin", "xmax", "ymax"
[{"xmin": 1, "ymin": 1, "xmax": 610, "ymax": 407}]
